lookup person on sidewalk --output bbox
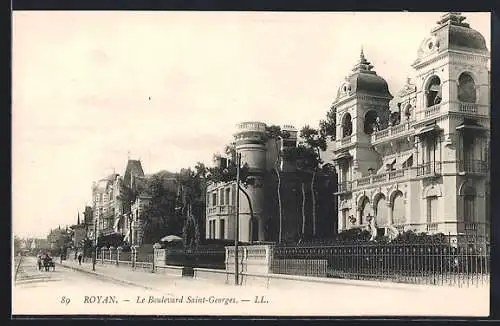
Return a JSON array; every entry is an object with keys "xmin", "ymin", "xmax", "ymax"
[
  {"xmin": 37, "ymin": 254, "xmax": 42, "ymax": 271},
  {"xmin": 77, "ymin": 251, "xmax": 83, "ymax": 265}
]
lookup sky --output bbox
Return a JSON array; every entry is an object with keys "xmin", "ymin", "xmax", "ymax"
[{"xmin": 12, "ymin": 11, "xmax": 490, "ymax": 239}]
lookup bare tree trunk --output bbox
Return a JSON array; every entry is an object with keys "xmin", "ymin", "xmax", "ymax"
[
  {"xmin": 311, "ymin": 171, "xmax": 317, "ymax": 237},
  {"xmin": 301, "ymin": 183, "xmax": 306, "ymax": 236},
  {"xmin": 274, "ymin": 139, "xmax": 283, "ymax": 244}
]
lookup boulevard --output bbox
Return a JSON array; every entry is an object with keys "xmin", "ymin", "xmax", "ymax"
[{"xmin": 12, "ymin": 256, "xmax": 489, "ymax": 316}]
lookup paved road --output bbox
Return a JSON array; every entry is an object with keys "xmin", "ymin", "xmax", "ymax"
[
  {"xmin": 12, "ymin": 256, "xmax": 490, "ymax": 316},
  {"xmin": 13, "ymin": 256, "xmax": 156, "ymax": 315}
]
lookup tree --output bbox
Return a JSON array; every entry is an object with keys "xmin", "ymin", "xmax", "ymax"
[
  {"xmin": 14, "ymin": 236, "xmax": 22, "ymax": 255},
  {"xmin": 265, "ymin": 125, "xmax": 290, "ymax": 243},
  {"xmin": 298, "ymin": 125, "xmax": 327, "ymax": 237},
  {"xmin": 140, "ymin": 173, "xmax": 182, "ymax": 244},
  {"xmin": 319, "ymin": 106, "xmax": 337, "ymax": 141},
  {"xmin": 176, "ymin": 164, "xmax": 208, "ymax": 248}
]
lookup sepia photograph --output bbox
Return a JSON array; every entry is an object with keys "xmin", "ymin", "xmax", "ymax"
[{"xmin": 12, "ymin": 11, "xmax": 491, "ymax": 317}]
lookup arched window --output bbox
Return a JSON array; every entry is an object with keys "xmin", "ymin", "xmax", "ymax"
[
  {"xmin": 364, "ymin": 110, "xmax": 378, "ymax": 134},
  {"xmin": 392, "ymin": 191, "xmax": 405, "ymax": 225},
  {"xmin": 360, "ymin": 197, "xmax": 371, "ymax": 225},
  {"xmin": 458, "ymin": 73, "xmax": 476, "ymax": 103},
  {"xmin": 426, "ymin": 76, "xmax": 442, "ymax": 107},
  {"xmin": 342, "ymin": 113, "xmax": 353, "ymax": 138},
  {"xmin": 375, "ymin": 195, "xmax": 388, "ymax": 226}
]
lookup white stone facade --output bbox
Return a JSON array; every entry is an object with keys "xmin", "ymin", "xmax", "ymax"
[{"xmin": 331, "ymin": 13, "xmax": 490, "ymax": 240}]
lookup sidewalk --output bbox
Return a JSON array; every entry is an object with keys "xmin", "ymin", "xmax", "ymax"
[
  {"xmin": 57, "ymin": 259, "xmax": 229, "ymax": 292},
  {"xmin": 55, "ymin": 259, "xmax": 489, "ymax": 316}
]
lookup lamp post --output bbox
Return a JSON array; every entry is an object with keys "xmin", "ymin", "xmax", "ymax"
[
  {"xmin": 234, "ymin": 152, "xmax": 241, "ymax": 286},
  {"xmin": 92, "ymin": 222, "xmax": 97, "ymax": 271}
]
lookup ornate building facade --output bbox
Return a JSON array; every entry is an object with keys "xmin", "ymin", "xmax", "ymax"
[
  {"xmin": 330, "ymin": 13, "xmax": 490, "ymax": 240},
  {"xmin": 206, "ymin": 122, "xmax": 298, "ymax": 242},
  {"xmin": 90, "ymin": 159, "xmax": 146, "ymax": 244},
  {"xmin": 206, "ymin": 122, "xmax": 338, "ymax": 243}
]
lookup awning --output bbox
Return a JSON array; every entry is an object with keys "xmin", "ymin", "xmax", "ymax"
[
  {"xmin": 415, "ymin": 123, "xmax": 441, "ymax": 136},
  {"xmin": 456, "ymin": 120, "xmax": 487, "ymax": 132},
  {"xmin": 395, "ymin": 152, "xmax": 413, "ymax": 169},
  {"xmin": 377, "ymin": 157, "xmax": 396, "ymax": 173},
  {"xmin": 333, "ymin": 151, "xmax": 352, "ymax": 162}
]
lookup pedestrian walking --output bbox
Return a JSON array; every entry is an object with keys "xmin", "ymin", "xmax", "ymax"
[
  {"xmin": 37, "ymin": 254, "xmax": 42, "ymax": 271},
  {"xmin": 77, "ymin": 251, "xmax": 83, "ymax": 265}
]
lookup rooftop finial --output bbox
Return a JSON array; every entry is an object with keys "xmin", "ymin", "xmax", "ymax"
[
  {"xmin": 127, "ymin": 151, "xmax": 131, "ymax": 160},
  {"xmin": 351, "ymin": 45, "xmax": 374, "ymax": 74},
  {"xmin": 437, "ymin": 12, "xmax": 469, "ymax": 27}
]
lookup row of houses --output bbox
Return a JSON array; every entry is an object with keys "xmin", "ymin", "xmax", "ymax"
[
  {"xmin": 72, "ymin": 12, "xmax": 490, "ymax": 248},
  {"xmin": 204, "ymin": 12, "xmax": 491, "ymax": 243}
]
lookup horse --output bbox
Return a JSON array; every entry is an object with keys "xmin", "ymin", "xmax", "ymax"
[{"xmin": 42, "ymin": 256, "xmax": 55, "ymax": 271}]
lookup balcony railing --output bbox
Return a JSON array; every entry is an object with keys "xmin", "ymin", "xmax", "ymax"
[
  {"xmin": 340, "ymin": 135, "xmax": 352, "ymax": 146},
  {"xmin": 354, "ymin": 168, "xmax": 413, "ymax": 187},
  {"xmin": 371, "ymin": 122, "xmax": 413, "ymax": 142},
  {"xmin": 458, "ymin": 160, "xmax": 488, "ymax": 174},
  {"xmin": 424, "ymin": 104, "xmax": 441, "ymax": 118},
  {"xmin": 416, "ymin": 161, "xmax": 442, "ymax": 177},
  {"xmin": 459, "ymin": 102, "xmax": 478, "ymax": 113},
  {"xmin": 207, "ymin": 205, "xmax": 236, "ymax": 216},
  {"xmin": 337, "ymin": 181, "xmax": 352, "ymax": 193}
]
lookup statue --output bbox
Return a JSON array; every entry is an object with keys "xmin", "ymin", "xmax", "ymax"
[
  {"xmin": 366, "ymin": 214, "xmax": 377, "ymax": 241},
  {"xmin": 387, "ymin": 225, "xmax": 400, "ymax": 241}
]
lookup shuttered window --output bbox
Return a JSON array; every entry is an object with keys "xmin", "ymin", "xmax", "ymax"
[{"xmin": 427, "ymin": 196, "xmax": 438, "ymax": 223}]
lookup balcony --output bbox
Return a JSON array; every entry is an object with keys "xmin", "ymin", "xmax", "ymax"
[
  {"xmin": 371, "ymin": 122, "xmax": 414, "ymax": 144},
  {"xmin": 416, "ymin": 104, "xmax": 441, "ymax": 121},
  {"xmin": 336, "ymin": 181, "xmax": 352, "ymax": 194},
  {"xmin": 416, "ymin": 161, "xmax": 441, "ymax": 177},
  {"xmin": 458, "ymin": 160, "xmax": 488, "ymax": 175},
  {"xmin": 335, "ymin": 135, "xmax": 353, "ymax": 150},
  {"xmin": 353, "ymin": 167, "xmax": 413, "ymax": 188},
  {"xmin": 458, "ymin": 102, "xmax": 478, "ymax": 113},
  {"xmin": 100, "ymin": 227, "xmax": 115, "ymax": 236},
  {"xmin": 207, "ymin": 205, "xmax": 236, "ymax": 216},
  {"xmin": 426, "ymin": 223, "xmax": 438, "ymax": 232}
]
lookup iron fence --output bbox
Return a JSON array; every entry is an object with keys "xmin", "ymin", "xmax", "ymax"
[{"xmin": 271, "ymin": 239, "xmax": 489, "ymax": 287}]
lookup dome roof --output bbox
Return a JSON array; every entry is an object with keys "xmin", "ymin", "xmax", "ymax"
[
  {"xmin": 336, "ymin": 49, "xmax": 392, "ymax": 100},
  {"xmin": 414, "ymin": 12, "xmax": 488, "ymax": 65}
]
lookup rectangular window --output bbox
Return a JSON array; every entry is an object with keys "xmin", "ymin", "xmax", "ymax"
[
  {"xmin": 427, "ymin": 196, "xmax": 438, "ymax": 223},
  {"xmin": 220, "ymin": 219, "xmax": 225, "ymax": 240},
  {"xmin": 220, "ymin": 189, "xmax": 225, "ymax": 205},
  {"xmin": 226, "ymin": 188, "xmax": 231, "ymax": 205},
  {"xmin": 464, "ymin": 196, "xmax": 475, "ymax": 223},
  {"xmin": 342, "ymin": 210, "xmax": 348, "ymax": 230},
  {"xmin": 212, "ymin": 193, "xmax": 217, "ymax": 207}
]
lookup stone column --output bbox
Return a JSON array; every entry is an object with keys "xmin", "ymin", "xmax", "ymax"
[
  {"xmin": 109, "ymin": 246, "xmax": 115, "ymax": 261},
  {"xmin": 131, "ymin": 245, "xmax": 138, "ymax": 269},
  {"xmin": 387, "ymin": 202, "xmax": 393, "ymax": 225},
  {"xmin": 117, "ymin": 247, "xmax": 122, "ymax": 266}
]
